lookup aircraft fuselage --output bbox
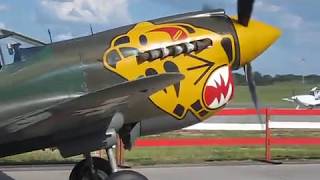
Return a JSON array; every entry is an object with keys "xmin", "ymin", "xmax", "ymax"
[{"xmin": 0, "ymin": 10, "xmax": 281, "ymax": 158}]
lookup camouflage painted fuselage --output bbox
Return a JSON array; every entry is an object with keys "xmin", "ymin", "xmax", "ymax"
[{"xmin": 0, "ymin": 10, "xmax": 240, "ymax": 157}]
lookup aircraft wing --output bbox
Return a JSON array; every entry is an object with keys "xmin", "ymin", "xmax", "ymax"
[
  {"xmin": 282, "ymin": 97, "xmax": 294, "ymax": 102},
  {"xmin": 63, "ymin": 72, "xmax": 184, "ymax": 118},
  {"xmin": 0, "ymin": 29, "xmax": 46, "ymax": 46},
  {"xmin": 0, "ymin": 73, "xmax": 184, "ymax": 141}
]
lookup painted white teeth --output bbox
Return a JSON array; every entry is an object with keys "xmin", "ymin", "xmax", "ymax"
[
  {"xmin": 204, "ymin": 65, "xmax": 234, "ymax": 109},
  {"xmin": 212, "ymin": 82, "xmax": 217, "ymax": 88},
  {"xmin": 222, "ymin": 67, "xmax": 229, "ymax": 84},
  {"xmin": 212, "ymin": 98, "xmax": 219, "ymax": 107},
  {"xmin": 213, "ymin": 66, "xmax": 229, "ymax": 87},
  {"xmin": 219, "ymin": 94, "xmax": 225, "ymax": 105},
  {"xmin": 214, "ymin": 73, "xmax": 221, "ymax": 86},
  {"xmin": 225, "ymin": 84, "xmax": 233, "ymax": 102}
]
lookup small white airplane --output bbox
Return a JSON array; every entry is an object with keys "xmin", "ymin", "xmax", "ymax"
[{"xmin": 282, "ymin": 87, "xmax": 320, "ymax": 109}]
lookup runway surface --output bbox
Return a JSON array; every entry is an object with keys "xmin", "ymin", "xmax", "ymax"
[{"xmin": 1, "ymin": 163, "xmax": 320, "ymax": 180}]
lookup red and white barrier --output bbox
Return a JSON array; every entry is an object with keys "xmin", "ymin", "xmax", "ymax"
[{"xmin": 185, "ymin": 108, "xmax": 320, "ymax": 131}]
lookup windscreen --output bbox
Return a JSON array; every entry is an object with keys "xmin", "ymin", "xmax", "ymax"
[
  {"xmin": 0, "ymin": 29, "xmax": 46, "ymax": 67},
  {"xmin": 0, "ymin": 37, "xmax": 38, "ymax": 66}
]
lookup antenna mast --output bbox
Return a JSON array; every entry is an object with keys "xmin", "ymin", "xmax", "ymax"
[
  {"xmin": 48, "ymin": 29, "xmax": 53, "ymax": 43},
  {"xmin": 89, "ymin": 24, "xmax": 94, "ymax": 35}
]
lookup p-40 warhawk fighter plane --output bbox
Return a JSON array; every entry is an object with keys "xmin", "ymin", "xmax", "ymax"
[
  {"xmin": 0, "ymin": 0, "xmax": 281, "ymax": 179},
  {"xmin": 283, "ymin": 87, "xmax": 320, "ymax": 109}
]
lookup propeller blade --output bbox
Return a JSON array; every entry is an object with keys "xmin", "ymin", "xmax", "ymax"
[
  {"xmin": 237, "ymin": 0, "xmax": 255, "ymax": 26},
  {"xmin": 244, "ymin": 63, "xmax": 263, "ymax": 123}
]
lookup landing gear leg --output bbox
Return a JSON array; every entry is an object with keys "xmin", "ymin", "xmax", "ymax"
[
  {"xmin": 106, "ymin": 146, "xmax": 118, "ymax": 173},
  {"xmin": 104, "ymin": 134, "xmax": 148, "ymax": 180}
]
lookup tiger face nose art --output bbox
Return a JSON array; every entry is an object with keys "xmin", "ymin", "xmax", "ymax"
[{"xmin": 103, "ymin": 22, "xmax": 237, "ymax": 120}]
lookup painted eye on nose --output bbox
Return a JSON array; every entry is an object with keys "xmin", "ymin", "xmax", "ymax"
[{"xmin": 139, "ymin": 35, "xmax": 148, "ymax": 46}]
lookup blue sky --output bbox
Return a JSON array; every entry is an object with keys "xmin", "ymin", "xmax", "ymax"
[{"xmin": 0, "ymin": 0, "xmax": 319, "ymax": 75}]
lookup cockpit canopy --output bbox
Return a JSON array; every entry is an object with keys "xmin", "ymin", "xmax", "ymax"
[{"xmin": 0, "ymin": 29, "xmax": 46, "ymax": 68}]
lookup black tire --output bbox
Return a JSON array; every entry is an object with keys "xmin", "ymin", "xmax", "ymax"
[
  {"xmin": 109, "ymin": 170, "xmax": 148, "ymax": 180},
  {"xmin": 69, "ymin": 157, "xmax": 112, "ymax": 180}
]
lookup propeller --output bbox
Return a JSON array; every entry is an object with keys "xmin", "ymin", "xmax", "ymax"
[
  {"xmin": 237, "ymin": 0, "xmax": 255, "ymax": 26},
  {"xmin": 244, "ymin": 63, "xmax": 262, "ymax": 123},
  {"xmin": 237, "ymin": 0, "xmax": 265, "ymax": 126},
  {"xmin": 203, "ymin": 0, "xmax": 267, "ymax": 125}
]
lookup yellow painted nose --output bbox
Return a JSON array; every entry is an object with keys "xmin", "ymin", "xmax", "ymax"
[{"xmin": 232, "ymin": 18, "xmax": 282, "ymax": 66}]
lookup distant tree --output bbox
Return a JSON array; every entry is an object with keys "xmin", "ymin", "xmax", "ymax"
[
  {"xmin": 232, "ymin": 73, "xmax": 247, "ymax": 85},
  {"xmin": 253, "ymin": 72, "xmax": 273, "ymax": 86},
  {"xmin": 261, "ymin": 74, "xmax": 274, "ymax": 85},
  {"xmin": 232, "ymin": 72, "xmax": 320, "ymax": 86},
  {"xmin": 305, "ymin": 74, "xmax": 320, "ymax": 84},
  {"xmin": 274, "ymin": 74, "xmax": 301, "ymax": 82}
]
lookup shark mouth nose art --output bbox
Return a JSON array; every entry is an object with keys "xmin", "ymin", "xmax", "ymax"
[{"xmin": 203, "ymin": 65, "xmax": 234, "ymax": 109}]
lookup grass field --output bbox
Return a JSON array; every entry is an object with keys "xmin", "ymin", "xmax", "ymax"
[
  {"xmin": 125, "ymin": 146, "xmax": 320, "ymax": 166},
  {"xmin": 0, "ymin": 150, "xmax": 81, "ymax": 165},
  {"xmin": 2, "ymin": 145, "xmax": 320, "ymax": 166},
  {"xmin": 126, "ymin": 130, "xmax": 320, "ymax": 165},
  {"xmin": 230, "ymin": 80, "xmax": 320, "ymax": 107}
]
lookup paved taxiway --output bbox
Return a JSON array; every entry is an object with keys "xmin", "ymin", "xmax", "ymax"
[{"xmin": 1, "ymin": 162, "xmax": 320, "ymax": 180}]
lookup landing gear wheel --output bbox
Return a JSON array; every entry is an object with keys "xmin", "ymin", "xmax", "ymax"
[
  {"xmin": 69, "ymin": 157, "xmax": 112, "ymax": 180},
  {"xmin": 109, "ymin": 170, "xmax": 148, "ymax": 180}
]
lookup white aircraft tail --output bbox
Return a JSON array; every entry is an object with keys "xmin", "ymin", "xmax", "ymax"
[{"xmin": 310, "ymin": 87, "xmax": 318, "ymax": 92}]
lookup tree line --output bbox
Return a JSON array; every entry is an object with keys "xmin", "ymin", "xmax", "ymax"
[{"xmin": 233, "ymin": 72, "xmax": 320, "ymax": 86}]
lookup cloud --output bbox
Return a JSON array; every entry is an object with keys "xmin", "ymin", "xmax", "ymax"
[
  {"xmin": 255, "ymin": 1, "xmax": 280, "ymax": 13},
  {"xmin": 254, "ymin": 1, "xmax": 303, "ymax": 30},
  {"xmin": 252, "ymin": 1, "xmax": 320, "ymax": 74},
  {"xmin": 0, "ymin": 4, "xmax": 8, "ymax": 11},
  {"xmin": 280, "ymin": 13, "xmax": 303, "ymax": 29},
  {"xmin": 254, "ymin": 1, "xmax": 318, "ymax": 46},
  {"xmin": 0, "ymin": 22, "xmax": 5, "ymax": 29},
  {"xmin": 55, "ymin": 32, "xmax": 74, "ymax": 41},
  {"xmin": 40, "ymin": 0, "xmax": 131, "ymax": 25}
]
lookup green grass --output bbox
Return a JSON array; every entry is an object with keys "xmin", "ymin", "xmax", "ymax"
[
  {"xmin": 230, "ymin": 81, "xmax": 320, "ymax": 107},
  {"xmin": 125, "ymin": 146, "xmax": 320, "ymax": 166},
  {"xmin": 129, "ymin": 130, "xmax": 320, "ymax": 165},
  {"xmin": 2, "ymin": 145, "xmax": 320, "ymax": 166},
  {"xmin": 0, "ymin": 150, "xmax": 81, "ymax": 165}
]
